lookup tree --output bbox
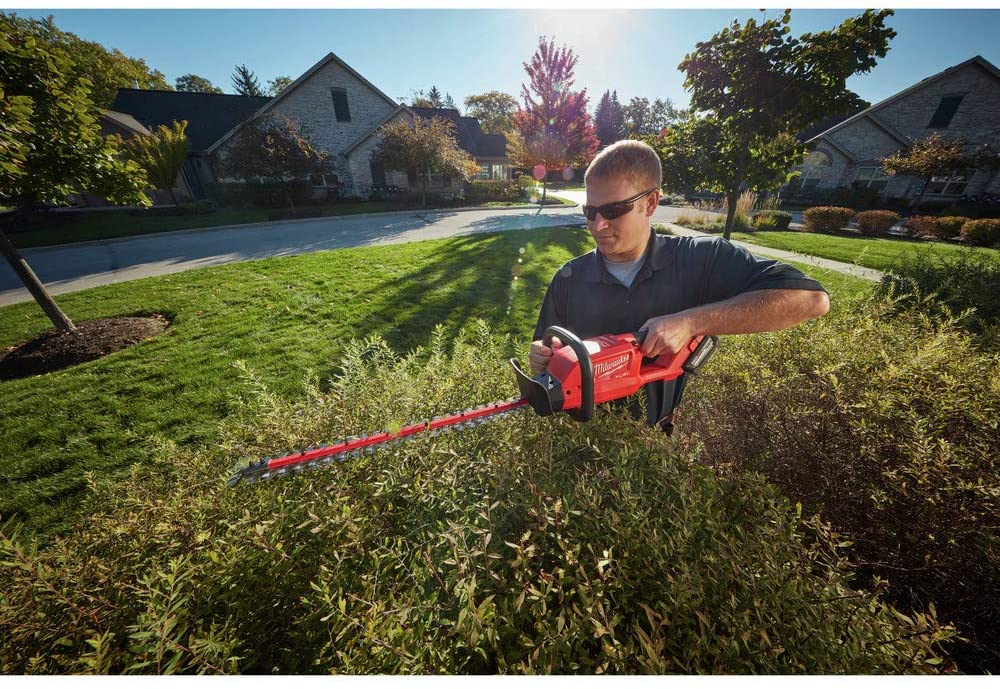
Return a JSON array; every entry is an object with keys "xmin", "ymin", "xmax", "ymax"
[
  {"xmin": 124, "ymin": 120, "xmax": 190, "ymax": 206},
  {"xmin": 1, "ymin": 12, "xmax": 171, "ymax": 108},
  {"xmin": 672, "ymin": 9, "xmax": 896, "ymax": 238},
  {"xmin": 375, "ymin": 116, "xmax": 479, "ymax": 208},
  {"xmin": 463, "ymin": 91, "xmax": 518, "ymax": 136},
  {"xmin": 624, "ymin": 97, "xmax": 681, "ymax": 137},
  {"xmin": 175, "ymin": 73, "xmax": 222, "ymax": 93},
  {"xmin": 409, "ymin": 86, "xmax": 456, "ymax": 109},
  {"xmin": 267, "ymin": 75, "xmax": 294, "ymax": 97},
  {"xmin": 510, "ymin": 36, "xmax": 599, "ymax": 208},
  {"xmin": 652, "ymin": 116, "xmax": 801, "ymax": 238},
  {"xmin": 218, "ymin": 116, "xmax": 329, "ymax": 211},
  {"xmin": 593, "ymin": 89, "xmax": 625, "ymax": 148},
  {"xmin": 231, "ymin": 64, "xmax": 263, "ymax": 97},
  {"xmin": 880, "ymin": 133, "xmax": 1000, "ymax": 211},
  {"xmin": 0, "ymin": 18, "xmax": 150, "ymax": 332}
]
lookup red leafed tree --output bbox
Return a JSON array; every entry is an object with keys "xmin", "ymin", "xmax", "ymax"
[{"xmin": 511, "ymin": 36, "xmax": 599, "ymax": 208}]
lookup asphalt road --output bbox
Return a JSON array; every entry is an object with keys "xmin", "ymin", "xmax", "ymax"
[{"xmin": 0, "ymin": 200, "xmax": 718, "ymax": 306}]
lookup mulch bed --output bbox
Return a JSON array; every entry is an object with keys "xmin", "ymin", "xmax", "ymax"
[{"xmin": 0, "ymin": 314, "xmax": 169, "ymax": 381}]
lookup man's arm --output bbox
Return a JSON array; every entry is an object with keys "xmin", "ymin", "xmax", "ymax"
[{"xmin": 638, "ymin": 288, "xmax": 830, "ymax": 359}]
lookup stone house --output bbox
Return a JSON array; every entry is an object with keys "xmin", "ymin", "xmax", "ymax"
[
  {"xmin": 204, "ymin": 52, "xmax": 509, "ymax": 199},
  {"xmin": 785, "ymin": 54, "xmax": 1000, "ymax": 205}
]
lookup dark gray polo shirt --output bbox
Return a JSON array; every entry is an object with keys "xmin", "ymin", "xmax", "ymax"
[{"xmin": 533, "ymin": 230, "xmax": 827, "ymax": 426}]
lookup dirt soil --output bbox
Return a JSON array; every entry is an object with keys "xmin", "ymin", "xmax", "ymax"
[{"xmin": 0, "ymin": 314, "xmax": 169, "ymax": 381}]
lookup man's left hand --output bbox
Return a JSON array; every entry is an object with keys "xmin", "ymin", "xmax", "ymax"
[{"xmin": 638, "ymin": 312, "xmax": 697, "ymax": 359}]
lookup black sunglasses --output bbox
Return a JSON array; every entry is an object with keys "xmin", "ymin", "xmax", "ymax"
[{"xmin": 582, "ymin": 188, "xmax": 658, "ymax": 221}]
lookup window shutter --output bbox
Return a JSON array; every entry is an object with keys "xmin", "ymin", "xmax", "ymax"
[{"xmin": 331, "ymin": 88, "xmax": 351, "ymax": 122}]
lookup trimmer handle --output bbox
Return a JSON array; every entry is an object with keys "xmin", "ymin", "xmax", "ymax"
[{"xmin": 542, "ymin": 326, "xmax": 595, "ymax": 422}]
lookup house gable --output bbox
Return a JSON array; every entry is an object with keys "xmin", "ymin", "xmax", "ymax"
[{"xmin": 207, "ymin": 52, "xmax": 398, "ymax": 156}]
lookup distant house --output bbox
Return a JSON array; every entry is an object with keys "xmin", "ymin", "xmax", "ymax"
[
  {"xmin": 111, "ymin": 90, "xmax": 270, "ymax": 200},
  {"xmin": 785, "ymin": 55, "xmax": 1000, "ymax": 205},
  {"xmin": 111, "ymin": 52, "xmax": 508, "ymax": 201}
]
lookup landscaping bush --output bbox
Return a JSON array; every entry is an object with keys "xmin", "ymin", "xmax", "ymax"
[
  {"xmin": 854, "ymin": 210, "xmax": 899, "ymax": 236},
  {"xmin": 751, "ymin": 210, "xmax": 792, "ymax": 231},
  {"xmin": 960, "ymin": 218, "xmax": 1000, "ymax": 248},
  {"xmin": 802, "ymin": 206, "xmax": 854, "ymax": 233},
  {"xmin": 464, "ymin": 180, "xmax": 524, "ymax": 204},
  {"xmin": 206, "ymin": 181, "xmax": 314, "ymax": 209},
  {"xmin": 902, "ymin": 215, "xmax": 936, "ymax": 238},
  {"xmin": 0, "ymin": 323, "xmax": 951, "ymax": 674},
  {"xmin": 515, "ymin": 174, "xmax": 537, "ymax": 198},
  {"xmin": 680, "ymin": 296, "xmax": 1000, "ymax": 673},
  {"xmin": 880, "ymin": 248, "xmax": 1000, "ymax": 336},
  {"xmin": 925, "ymin": 216, "xmax": 969, "ymax": 240}
]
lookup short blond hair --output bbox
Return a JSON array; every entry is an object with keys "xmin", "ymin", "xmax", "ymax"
[{"xmin": 584, "ymin": 139, "xmax": 662, "ymax": 191}]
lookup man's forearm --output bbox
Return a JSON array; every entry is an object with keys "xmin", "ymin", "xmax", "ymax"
[{"xmin": 684, "ymin": 288, "xmax": 830, "ymax": 337}]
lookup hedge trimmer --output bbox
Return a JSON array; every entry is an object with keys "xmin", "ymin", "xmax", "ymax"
[{"xmin": 227, "ymin": 326, "xmax": 717, "ymax": 486}]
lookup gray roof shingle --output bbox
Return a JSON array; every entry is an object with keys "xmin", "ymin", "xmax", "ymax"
[{"xmin": 111, "ymin": 89, "xmax": 271, "ymax": 153}]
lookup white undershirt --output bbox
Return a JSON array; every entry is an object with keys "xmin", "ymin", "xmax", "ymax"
[{"xmin": 604, "ymin": 256, "xmax": 645, "ymax": 288}]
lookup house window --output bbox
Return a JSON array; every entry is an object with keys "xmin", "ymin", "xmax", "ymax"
[
  {"xmin": 924, "ymin": 171, "xmax": 970, "ymax": 196},
  {"xmin": 851, "ymin": 166, "xmax": 891, "ymax": 193},
  {"xmin": 475, "ymin": 165, "xmax": 491, "ymax": 180},
  {"xmin": 928, "ymin": 95, "xmax": 963, "ymax": 129},
  {"xmin": 798, "ymin": 150, "xmax": 830, "ymax": 191},
  {"xmin": 331, "ymin": 88, "xmax": 351, "ymax": 122},
  {"xmin": 491, "ymin": 164, "xmax": 507, "ymax": 180}
]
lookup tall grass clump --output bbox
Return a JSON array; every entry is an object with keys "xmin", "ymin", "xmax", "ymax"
[
  {"xmin": 680, "ymin": 294, "xmax": 1000, "ymax": 673},
  {"xmin": 0, "ymin": 322, "xmax": 952, "ymax": 674}
]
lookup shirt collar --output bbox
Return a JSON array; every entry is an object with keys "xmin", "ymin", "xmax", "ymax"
[{"xmin": 582, "ymin": 230, "xmax": 668, "ymax": 283}]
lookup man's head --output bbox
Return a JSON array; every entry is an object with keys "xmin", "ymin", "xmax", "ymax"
[{"xmin": 583, "ymin": 140, "xmax": 662, "ymax": 263}]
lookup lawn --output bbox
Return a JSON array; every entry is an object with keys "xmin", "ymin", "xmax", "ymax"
[
  {"xmin": 0, "ymin": 226, "xmax": 872, "ymax": 539},
  {"xmin": 3, "ymin": 195, "xmax": 576, "ymax": 249},
  {"xmin": 730, "ymin": 230, "xmax": 1000, "ymax": 272}
]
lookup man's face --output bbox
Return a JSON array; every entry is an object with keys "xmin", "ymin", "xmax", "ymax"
[{"xmin": 585, "ymin": 174, "xmax": 660, "ymax": 263}]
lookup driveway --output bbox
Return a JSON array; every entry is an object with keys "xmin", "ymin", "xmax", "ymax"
[{"xmin": 0, "ymin": 205, "xmax": 586, "ymax": 306}]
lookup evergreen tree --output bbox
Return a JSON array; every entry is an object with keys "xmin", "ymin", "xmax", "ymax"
[{"xmin": 231, "ymin": 64, "xmax": 263, "ymax": 97}]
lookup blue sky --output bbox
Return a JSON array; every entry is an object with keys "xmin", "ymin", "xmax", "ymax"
[{"xmin": 10, "ymin": 8, "xmax": 1000, "ymax": 111}]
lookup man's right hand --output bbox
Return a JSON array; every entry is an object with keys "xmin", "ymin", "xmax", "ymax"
[{"xmin": 529, "ymin": 337, "xmax": 562, "ymax": 374}]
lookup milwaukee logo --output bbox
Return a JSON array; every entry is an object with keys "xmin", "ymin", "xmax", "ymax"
[{"xmin": 594, "ymin": 353, "xmax": 630, "ymax": 379}]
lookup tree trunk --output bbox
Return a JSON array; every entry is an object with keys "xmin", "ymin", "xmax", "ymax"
[
  {"xmin": 0, "ymin": 227, "xmax": 76, "ymax": 333},
  {"xmin": 723, "ymin": 190, "xmax": 738, "ymax": 241},
  {"xmin": 284, "ymin": 183, "xmax": 296, "ymax": 213},
  {"xmin": 424, "ymin": 167, "xmax": 431, "ymax": 208}
]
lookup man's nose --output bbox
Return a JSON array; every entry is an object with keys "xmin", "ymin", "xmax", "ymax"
[{"xmin": 590, "ymin": 212, "xmax": 610, "ymax": 230}]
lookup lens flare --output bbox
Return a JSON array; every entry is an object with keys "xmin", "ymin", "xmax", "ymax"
[
  {"xmin": 561, "ymin": 166, "xmax": 573, "ymax": 181},
  {"xmin": 532, "ymin": 164, "xmax": 546, "ymax": 181},
  {"xmin": 529, "ymin": 194, "xmax": 538, "ymax": 204}
]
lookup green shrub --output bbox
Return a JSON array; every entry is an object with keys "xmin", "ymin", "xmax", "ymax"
[
  {"xmin": 881, "ymin": 248, "xmax": 1000, "ymax": 335},
  {"xmin": 515, "ymin": 174, "xmax": 537, "ymax": 197},
  {"xmin": 0, "ymin": 324, "xmax": 952, "ymax": 674},
  {"xmin": 961, "ymin": 219, "xmax": 1000, "ymax": 248},
  {"xmin": 855, "ymin": 210, "xmax": 899, "ymax": 236},
  {"xmin": 680, "ymin": 296, "xmax": 1000, "ymax": 673},
  {"xmin": 752, "ymin": 210, "xmax": 793, "ymax": 231},
  {"xmin": 464, "ymin": 180, "xmax": 523, "ymax": 204},
  {"xmin": 803, "ymin": 206, "xmax": 854, "ymax": 233},
  {"xmin": 925, "ymin": 216, "xmax": 969, "ymax": 240}
]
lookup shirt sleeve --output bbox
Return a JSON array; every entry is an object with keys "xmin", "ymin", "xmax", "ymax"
[
  {"xmin": 533, "ymin": 273, "xmax": 566, "ymax": 340},
  {"xmin": 697, "ymin": 237, "xmax": 827, "ymax": 304}
]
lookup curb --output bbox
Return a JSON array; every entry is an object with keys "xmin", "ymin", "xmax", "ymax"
[{"xmin": 19, "ymin": 198, "xmax": 579, "ymax": 253}]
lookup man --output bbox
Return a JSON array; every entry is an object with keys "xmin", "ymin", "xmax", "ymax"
[{"xmin": 529, "ymin": 140, "xmax": 830, "ymax": 434}]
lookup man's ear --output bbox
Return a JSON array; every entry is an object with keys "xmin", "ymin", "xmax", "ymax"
[{"xmin": 645, "ymin": 189, "xmax": 661, "ymax": 216}]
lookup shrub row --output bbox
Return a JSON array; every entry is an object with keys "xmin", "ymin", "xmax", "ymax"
[
  {"xmin": 0, "ymin": 324, "xmax": 952, "ymax": 673},
  {"xmin": 751, "ymin": 210, "xmax": 792, "ymax": 231},
  {"xmin": 680, "ymin": 293, "xmax": 1000, "ymax": 673},
  {"xmin": 801, "ymin": 207, "xmax": 1000, "ymax": 246}
]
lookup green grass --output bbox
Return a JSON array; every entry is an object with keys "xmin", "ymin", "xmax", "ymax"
[
  {"xmin": 729, "ymin": 230, "xmax": 1000, "ymax": 273},
  {"xmin": 0, "ymin": 227, "xmax": 871, "ymax": 539},
  {"xmin": 5, "ymin": 196, "xmax": 574, "ymax": 249}
]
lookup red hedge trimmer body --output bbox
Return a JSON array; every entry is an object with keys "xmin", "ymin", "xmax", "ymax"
[{"xmin": 228, "ymin": 327, "xmax": 716, "ymax": 486}]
